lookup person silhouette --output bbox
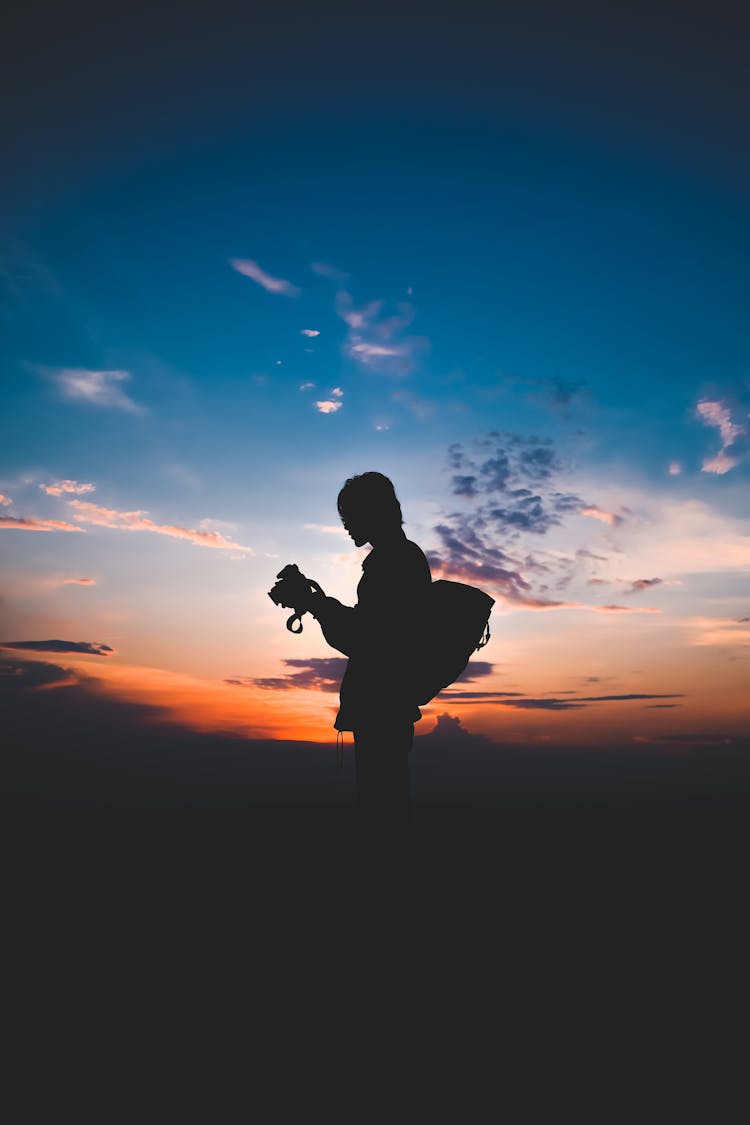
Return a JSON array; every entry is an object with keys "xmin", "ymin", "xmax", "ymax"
[{"xmin": 300, "ymin": 472, "xmax": 431, "ymax": 848}]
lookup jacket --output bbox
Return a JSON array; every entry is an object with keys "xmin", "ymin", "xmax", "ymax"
[{"xmin": 313, "ymin": 530, "xmax": 432, "ymax": 731}]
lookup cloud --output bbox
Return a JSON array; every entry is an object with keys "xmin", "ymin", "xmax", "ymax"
[
  {"xmin": 331, "ymin": 387, "xmax": 344, "ymax": 398},
  {"xmin": 230, "ymin": 258, "xmax": 300, "ymax": 296},
  {"xmin": 315, "ymin": 400, "xmax": 343, "ymax": 414},
  {"xmin": 438, "ymin": 690, "xmax": 682, "ymax": 709},
  {"xmin": 299, "ymin": 382, "xmax": 315, "ymax": 391},
  {"xmin": 303, "ymin": 523, "xmax": 347, "ymax": 536},
  {"xmin": 696, "ymin": 400, "xmax": 744, "ymax": 448},
  {"xmin": 1, "ymin": 639, "xmax": 114, "ymax": 656},
  {"xmin": 230, "ymin": 657, "xmax": 347, "ymax": 693},
  {"xmin": 52, "ymin": 368, "xmax": 145, "ymax": 413},
  {"xmin": 625, "ymin": 578, "xmax": 663, "ymax": 594},
  {"xmin": 0, "ymin": 515, "xmax": 84, "ymax": 532},
  {"xmin": 668, "ymin": 462, "xmax": 682, "ymax": 476},
  {"xmin": 454, "ymin": 661, "xmax": 494, "ymax": 683},
  {"xmin": 301, "ymin": 329, "xmax": 320, "ymax": 337},
  {"xmin": 311, "ymin": 261, "xmax": 349, "ymax": 282},
  {"xmin": 687, "ymin": 616, "xmax": 750, "ymax": 647},
  {"xmin": 419, "ymin": 713, "xmax": 493, "ymax": 743},
  {"xmin": 0, "ymin": 494, "xmax": 11, "ymax": 506},
  {"xmin": 62, "ymin": 578, "xmax": 96, "ymax": 585},
  {"xmin": 597, "ymin": 604, "xmax": 660, "ymax": 613},
  {"xmin": 702, "ymin": 451, "xmax": 739, "ymax": 475},
  {"xmin": 39, "ymin": 480, "xmax": 96, "ymax": 496},
  {"xmin": 496, "ymin": 373, "xmax": 586, "ymax": 412},
  {"xmin": 335, "ymin": 290, "xmax": 428, "ymax": 376},
  {"xmin": 696, "ymin": 399, "xmax": 745, "ymax": 474},
  {"xmin": 67, "ymin": 500, "xmax": 253, "ymax": 552},
  {"xmin": 580, "ymin": 505, "xmax": 625, "ymax": 527}
]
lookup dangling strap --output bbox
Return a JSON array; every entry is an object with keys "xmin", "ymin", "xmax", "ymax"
[
  {"xmin": 477, "ymin": 623, "xmax": 491, "ymax": 650},
  {"xmin": 336, "ymin": 730, "xmax": 344, "ymax": 774}
]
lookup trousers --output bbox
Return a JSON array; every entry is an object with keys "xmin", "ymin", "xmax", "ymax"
[{"xmin": 353, "ymin": 723, "xmax": 414, "ymax": 848}]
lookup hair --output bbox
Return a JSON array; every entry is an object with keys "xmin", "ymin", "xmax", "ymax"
[{"xmin": 337, "ymin": 472, "xmax": 404, "ymax": 528}]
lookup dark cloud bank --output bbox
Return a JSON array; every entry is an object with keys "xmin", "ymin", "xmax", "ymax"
[{"xmin": 2, "ymin": 658, "xmax": 748, "ymax": 869}]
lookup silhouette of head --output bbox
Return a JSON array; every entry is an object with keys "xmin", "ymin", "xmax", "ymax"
[{"xmin": 337, "ymin": 472, "xmax": 403, "ymax": 547}]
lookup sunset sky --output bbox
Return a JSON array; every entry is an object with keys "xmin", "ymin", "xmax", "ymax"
[{"xmin": 2, "ymin": 3, "xmax": 748, "ymax": 750}]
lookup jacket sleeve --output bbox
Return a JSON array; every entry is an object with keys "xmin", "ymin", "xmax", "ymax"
[{"xmin": 311, "ymin": 596, "xmax": 358, "ymax": 657}]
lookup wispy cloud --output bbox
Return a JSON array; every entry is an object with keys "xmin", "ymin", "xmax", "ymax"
[
  {"xmin": 230, "ymin": 258, "xmax": 300, "ymax": 296},
  {"xmin": 1, "ymin": 639, "xmax": 113, "ymax": 656},
  {"xmin": 335, "ymin": 290, "xmax": 428, "ymax": 376},
  {"xmin": 696, "ymin": 399, "xmax": 745, "ymax": 474},
  {"xmin": 438, "ymin": 691, "xmax": 681, "ymax": 709},
  {"xmin": 301, "ymin": 328, "xmax": 320, "ymax": 337},
  {"xmin": 51, "ymin": 368, "xmax": 146, "ymax": 413},
  {"xmin": 67, "ymin": 500, "xmax": 253, "ymax": 552},
  {"xmin": 687, "ymin": 616, "xmax": 750, "ymax": 647},
  {"xmin": 299, "ymin": 382, "xmax": 315, "ymax": 391},
  {"xmin": 496, "ymin": 372, "xmax": 587, "ymax": 412},
  {"xmin": 228, "ymin": 657, "xmax": 347, "ymax": 693},
  {"xmin": 62, "ymin": 578, "xmax": 96, "ymax": 585},
  {"xmin": 0, "ymin": 515, "xmax": 84, "ymax": 532},
  {"xmin": 0, "ymin": 494, "xmax": 12, "ymax": 506},
  {"xmin": 668, "ymin": 462, "xmax": 682, "ymax": 476},
  {"xmin": 311, "ymin": 261, "xmax": 349, "ymax": 282},
  {"xmin": 39, "ymin": 480, "xmax": 95, "ymax": 497},
  {"xmin": 303, "ymin": 523, "xmax": 347, "ymax": 536}
]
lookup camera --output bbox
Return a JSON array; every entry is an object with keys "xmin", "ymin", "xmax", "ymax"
[{"xmin": 268, "ymin": 563, "xmax": 322, "ymax": 634}]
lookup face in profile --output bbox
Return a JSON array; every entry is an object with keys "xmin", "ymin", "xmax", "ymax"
[{"xmin": 340, "ymin": 509, "xmax": 371, "ymax": 548}]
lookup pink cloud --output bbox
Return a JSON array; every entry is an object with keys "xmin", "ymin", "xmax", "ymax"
[
  {"xmin": 63, "ymin": 578, "xmax": 96, "ymax": 585},
  {"xmin": 668, "ymin": 462, "xmax": 682, "ymax": 476},
  {"xmin": 314, "ymin": 400, "xmax": 343, "ymax": 414},
  {"xmin": 67, "ymin": 500, "xmax": 253, "ymax": 552},
  {"xmin": 301, "ymin": 328, "xmax": 320, "ymax": 337},
  {"xmin": 696, "ymin": 400, "xmax": 744, "ymax": 447},
  {"xmin": 230, "ymin": 258, "xmax": 300, "ymax": 296},
  {"xmin": 0, "ymin": 494, "xmax": 12, "ymax": 506},
  {"xmin": 580, "ymin": 505, "xmax": 625, "ymax": 527},
  {"xmin": 0, "ymin": 515, "xmax": 84, "ymax": 532},
  {"xmin": 702, "ymin": 451, "xmax": 739, "ymax": 475},
  {"xmin": 39, "ymin": 480, "xmax": 96, "ymax": 497},
  {"xmin": 597, "ymin": 604, "xmax": 660, "ymax": 613},
  {"xmin": 696, "ymin": 399, "xmax": 744, "ymax": 475}
]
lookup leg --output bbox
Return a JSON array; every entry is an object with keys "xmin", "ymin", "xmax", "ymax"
[{"xmin": 353, "ymin": 723, "xmax": 414, "ymax": 849}]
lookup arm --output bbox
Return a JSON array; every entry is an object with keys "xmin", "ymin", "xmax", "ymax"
[{"xmin": 309, "ymin": 592, "xmax": 358, "ymax": 657}]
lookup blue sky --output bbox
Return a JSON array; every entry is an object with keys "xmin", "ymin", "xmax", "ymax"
[{"xmin": 2, "ymin": 2, "xmax": 749, "ymax": 744}]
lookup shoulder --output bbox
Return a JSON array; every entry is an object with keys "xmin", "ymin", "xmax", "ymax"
[
  {"xmin": 368, "ymin": 536, "xmax": 430, "ymax": 583},
  {"xmin": 403, "ymin": 538, "xmax": 432, "ymax": 580}
]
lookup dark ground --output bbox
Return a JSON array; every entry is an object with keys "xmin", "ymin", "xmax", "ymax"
[
  {"xmin": 4, "ymin": 659, "xmax": 748, "ymax": 867},
  {"xmin": 4, "ymin": 660, "xmax": 748, "ymax": 1012}
]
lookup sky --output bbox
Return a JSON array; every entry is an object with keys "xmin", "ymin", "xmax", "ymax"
[{"xmin": 2, "ymin": 1, "xmax": 749, "ymax": 750}]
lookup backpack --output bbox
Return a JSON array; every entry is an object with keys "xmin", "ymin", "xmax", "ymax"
[{"xmin": 414, "ymin": 579, "xmax": 495, "ymax": 705}]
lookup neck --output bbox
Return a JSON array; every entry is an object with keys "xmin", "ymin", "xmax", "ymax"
[{"xmin": 369, "ymin": 526, "xmax": 404, "ymax": 550}]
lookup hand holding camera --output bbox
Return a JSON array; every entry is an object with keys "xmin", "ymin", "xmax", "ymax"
[{"xmin": 268, "ymin": 563, "xmax": 325, "ymax": 634}]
